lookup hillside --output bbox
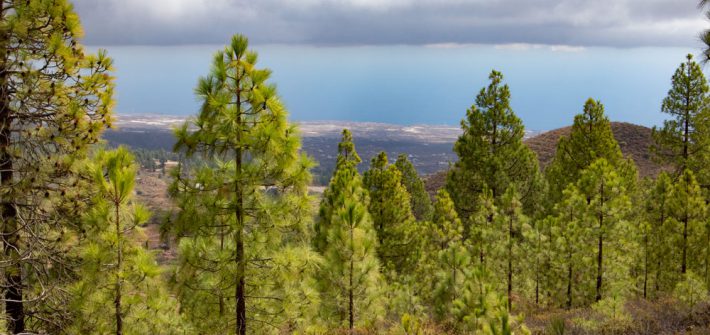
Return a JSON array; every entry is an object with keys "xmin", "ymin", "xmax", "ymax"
[
  {"xmin": 425, "ymin": 122, "xmax": 666, "ymax": 195},
  {"xmin": 525, "ymin": 121, "xmax": 664, "ymax": 178}
]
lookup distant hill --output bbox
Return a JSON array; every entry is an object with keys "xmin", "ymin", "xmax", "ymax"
[{"xmin": 424, "ymin": 122, "xmax": 667, "ymax": 196}]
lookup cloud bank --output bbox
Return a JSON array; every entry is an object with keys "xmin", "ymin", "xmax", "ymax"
[{"xmin": 74, "ymin": 0, "xmax": 707, "ymax": 48}]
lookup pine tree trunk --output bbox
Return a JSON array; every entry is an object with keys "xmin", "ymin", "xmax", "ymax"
[
  {"xmin": 643, "ymin": 232, "xmax": 648, "ymax": 299},
  {"xmin": 236, "ymin": 225, "xmax": 245, "ymax": 335},
  {"xmin": 567, "ymin": 251, "xmax": 572, "ymax": 309},
  {"xmin": 535, "ymin": 229, "xmax": 540, "ymax": 305},
  {"xmin": 595, "ymin": 183, "xmax": 604, "ymax": 302},
  {"xmin": 683, "ymin": 59, "xmax": 690, "ymax": 171},
  {"xmin": 507, "ymin": 216, "xmax": 513, "ymax": 311},
  {"xmin": 219, "ymin": 226, "xmax": 225, "ymax": 317},
  {"xmin": 682, "ymin": 215, "xmax": 688, "ymax": 274},
  {"xmin": 114, "ymin": 200, "xmax": 123, "ymax": 335},
  {"xmin": 234, "ymin": 77, "xmax": 247, "ymax": 335},
  {"xmin": 0, "ymin": 12, "xmax": 24, "ymax": 330},
  {"xmin": 349, "ymin": 224, "xmax": 354, "ymax": 332},
  {"xmin": 656, "ymin": 213, "xmax": 665, "ymax": 294}
]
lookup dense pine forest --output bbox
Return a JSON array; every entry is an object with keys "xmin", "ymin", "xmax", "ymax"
[{"xmin": 5, "ymin": 1, "xmax": 710, "ymax": 334}]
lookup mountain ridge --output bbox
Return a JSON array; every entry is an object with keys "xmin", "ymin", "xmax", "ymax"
[{"xmin": 424, "ymin": 121, "xmax": 667, "ymax": 196}]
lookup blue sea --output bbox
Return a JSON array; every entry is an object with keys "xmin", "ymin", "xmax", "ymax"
[{"xmin": 90, "ymin": 44, "xmax": 704, "ymax": 131}]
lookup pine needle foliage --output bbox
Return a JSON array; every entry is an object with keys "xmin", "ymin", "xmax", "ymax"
[
  {"xmin": 168, "ymin": 34, "xmax": 318, "ymax": 335},
  {"xmin": 363, "ymin": 151, "xmax": 419, "ymax": 275},
  {"xmin": 315, "ymin": 129, "xmax": 384, "ymax": 330},
  {"xmin": 0, "ymin": 1, "xmax": 114, "ymax": 332},
  {"xmin": 446, "ymin": 70, "xmax": 538, "ymax": 219},
  {"xmin": 652, "ymin": 54, "xmax": 710, "ymax": 181},
  {"xmin": 545, "ymin": 99, "xmax": 637, "ymax": 207},
  {"xmin": 394, "ymin": 154, "xmax": 433, "ymax": 221},
  {"xmin": 69, "ymin": 147, "xmax": 188, "ymax": 335}
]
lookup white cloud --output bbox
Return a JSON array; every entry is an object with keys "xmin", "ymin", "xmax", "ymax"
[{"xmin": 72, "ymin": 0, "xmax": 709, "ymax": 48}]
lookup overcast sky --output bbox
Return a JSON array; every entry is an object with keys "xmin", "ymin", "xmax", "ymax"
[{"xmin": 74, "ymin": 0, "xmax": 707, "ymax": 47}]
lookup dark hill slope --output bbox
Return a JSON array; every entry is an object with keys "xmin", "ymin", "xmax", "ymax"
[
  {"xmin": 425, "ymin": 122, "xmax": 667, "ymax": 196},
  {"xmin": 525, "ymin": 122, "xmax": 664, "ymax": 178}
]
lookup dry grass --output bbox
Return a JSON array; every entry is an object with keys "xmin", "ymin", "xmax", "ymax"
[
  {"xmin": 133, "ymin": 169, "xmax": 177, "ymax": 262},
  {"xmin": 524, "ymin": 297, "xmax": 710, "ymax": 335}
]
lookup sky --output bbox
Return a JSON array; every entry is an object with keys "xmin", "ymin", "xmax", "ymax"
[{"xmin": 74, "ymin": 0, "xmax": 710, "ymax": 130}]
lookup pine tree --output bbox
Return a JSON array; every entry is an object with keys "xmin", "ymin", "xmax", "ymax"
[
  {"xmin": 669, "ymin": 169, "xmax": 707, "ymax": 276},
  {"xmin": 523, "ymin": 216, "xmax": 550, "ymax": 307},
  {"xmin": 451, "ymin": 268, "xmax": 529, "ymax": 334},
  {"xmin": 652, "ymin": 54, "xmax": 710, "ymax": 180},
  {"xmin": 576, "ymin": 159, "xmax": 635, "ymax": 302},
  {"xmin": 0, "ymin": 1, "xmax": 114, "ymax": 332},
  {"xmin": 316, "ymin": 134, "xmax": 384, "ymax": 330},
  {"xmin": 643, "ymin": 172, "xmax": 675, "ymax": 296},
  {"xmin": 545, "ymin": 99, "xmax": 635, "ymax": 206},
  {"xmin": 550, "ymin": 185, "xmax": 592, "ymax": 308},
  {"xmin": 169, "ymin": 34, "xmax": 318, "ymax": 334},
  {"xmin": 429, "ymin": 189, "xmax": 465, "ymax": 252},
  {"xmin": 470, "ymin": 190, "xmax": 497, "ymax": 269},
  {"xmin": 493, "ymin": 187, "xmax": 529, "ymax": 311},
  {"xmin": 394, "ymin": 154, "xmax": 433, "ymax": 221},
  {"xmin": 432, "ymin": 243, "xmax": 472, "ymax": 322},
  {"xmin": 446, "ymin": 70, "xmax": 538, "ymax": 219},
  {"xmin": 314, "ymin": 129, "xmax": 361, "ymax": 253},
  {"xmin": 363, "ymin": 151, "xmax": 418, "ymax": 275},
  {"xmin": 69, "ymin": 148, "xmax": 188, "ymax": 334},
  {"xmin": 421, "ymin": 190, "xmax": 467, "ymax": 319}
]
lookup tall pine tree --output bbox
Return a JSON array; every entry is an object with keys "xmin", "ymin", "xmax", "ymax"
[
  {"xmin": 652, "ymin": 54, "xmax": 710, "ymax": 182},
  {"xmin": 394, "ymin": 154, "xmax": 433, "ymax": 221},
  {"xmin": 446, "ymin": 70, "xmax": 538, "ymax": 219},
  {"xmin": 169, "ymin": 34, "xmax": 318, "ymax": 334},
  {"xmin": 69, "ymin": 148, "xmax": 188, "ymax": 334},
  {"xmin": 643, "ymin": 172, "xmax": 675, "ymax": 296},
  {"xmin": 576, "ymin": 159, "xmax": 635, "ymax": 303},
  {"xmin": 550, "ymin": 185, "xmax": 592, "ymax": 308},
  {"xmin": 492, "ymin": 187, "xmax": 529, "ymax": 311},
  {"xmin": 0, "ymin": 1, "xmax": 114, "ymax": 332},
  {"xmin": 545, "ymin": 98, "xmax": 637, "ymax": 207},
  {"xmin": 316, "ymin": 130, "xmax": 384, "ymax": 330},
  {"xmin": 363, "ymin": 151, "xmax": 418, "ymax": 275},
  {"xmin": 669, "ymin": 169, "xmax": 707, "ymax": 276}
]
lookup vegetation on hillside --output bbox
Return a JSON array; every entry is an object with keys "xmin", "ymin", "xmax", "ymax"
[{"xmin": 3, "ymin": 1, "xmax": 710, "ymax": 334}]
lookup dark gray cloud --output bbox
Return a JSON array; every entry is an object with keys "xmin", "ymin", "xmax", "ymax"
[{"xmin": 72, "ymin": 0, "xmax": 707, "ymax": 47}]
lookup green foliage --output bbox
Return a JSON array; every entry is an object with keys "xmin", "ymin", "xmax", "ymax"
[
  {"xmin": 673, "ymin": 271, "xmax": 709, "ymax": 308},
  {"xmin": 549, "ymin": 186, "xmax": 594, "ymax": 308},
  {"xmin": 545, "ymin": 99, "xmax": 635, "ymax": 207},
  {"xmin": 642, "ymin": 172, "xmax": 677, "ymax": 296},
  {"xmin": 669, "ymin": 169, "xmax": 707, "ymax": 277},
  {"xmin": 489, "ymin": 187, "xmax": 530, "ymax": 311},
  {"xmin": 470, "ymin": 190, "xmax": 497, "ymax": 269},
  {"xmin": 577, "ymin": 159, "xmax": 636, "ymax": 303},
  {"xmin": 589, "ymin": 295, "xmax": 632, "ymax": 333},
  {"xmin": 364, "ymin": 151, "xmax": 419, "ymax": 275},
  {"xmin": 338, "ymin": 128, "xmax": 361, "ymax": 167},
  {"xmin": 316, "ymin": 145, "xmax": 384, "ymax": 329},
  {"xmin": 69, "ymin": 148, "xmax": 188, "ymax": 334},
  {"xmin": 394, "ymin": 154, "xmax": 434, "ymax": 221},
  {"xmin": 315, "ymin": 129, "xmax": 363, "ymax": 253},
  {"xmin": 430, "ymin": 190, "xmax": 465, "ymax": 251},
  {"xmin": 0, "ymin": 0, "xmax": 115, "ymax": 331},
  {"xmin": 415, "ymin": 190, "xmax": 466, "ymax": 319},
  {"xmin": 451, "ymin": 270, "xmax": 529, "ymax": 335},
  {"xmin": 652, "ymin": 54, "xmax": 710, "ymax": 181},
  {"xmin": 446, "ymin": 70, "xmax": 539, "ymax": 219},
  {"xmin": 169, "ymin": 34, "xmax": 318, "ymax": 334},
  {"xmin": 522, "ymin": 215, "xmax": 551, "ymax": 306}
]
